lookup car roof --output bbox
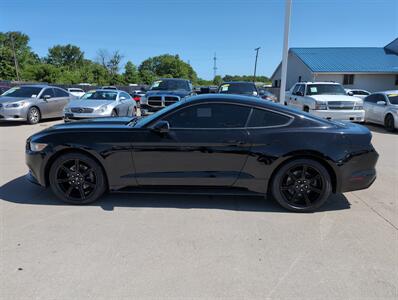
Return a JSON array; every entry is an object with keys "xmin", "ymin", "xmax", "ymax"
[
  {"xmin": 185, "ymin": 93, "xmax": 278, "ymax": 108},
  {"xmin": 221, "ymin": 81, "xmax": 256, "ymax": 84},
  {"xmin": 298, "ymin": 82, "xmax": 340, "ymax": 85},
  {"xmin": 19, "ymin": 84, "xmax": 50, "ymax": 88},
  {"xmin": 157, "ymin": 78, "xmax": 189, "ymax": 81},
  {"xmin": 378, "ymin": 90, "xmax": 398, "ymax": 95},
  {"xmin": 88, "ymin": 89, "xmax": 122, "ymax": 93}
]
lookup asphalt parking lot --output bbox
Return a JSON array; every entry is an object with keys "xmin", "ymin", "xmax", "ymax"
[{"xmin": 0, "ymin": 119, "xmax": 397, "ymax": 299}]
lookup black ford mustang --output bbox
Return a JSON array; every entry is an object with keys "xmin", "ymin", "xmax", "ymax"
[{"xmin": 26, "ymin": 94, "xmax": 378, "ymax": 212}]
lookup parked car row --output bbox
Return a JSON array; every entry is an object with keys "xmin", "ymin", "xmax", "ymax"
[
  {"xmin": 0, "ymin": 85, "xmax": 137, "ymax": 124},
  {"xmin": 284, "ymin": 81, "xmax": 397, "ymax": 131}
]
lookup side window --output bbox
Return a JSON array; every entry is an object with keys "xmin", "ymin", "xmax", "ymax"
[
  {"xmin": 247, "ymin": 108, "xmax": 291, "ymax": 127},
  {"xmin": 375, "ymin": 94, "xmax": 387, "ymax": 102},
  {"xmin": 41, "ymin": 88, "xmax": 55, "ymax": 98},
  {"xmin": 291, "ymin": 84, "xmax": 300, "ymax": 95},
  {"xmin": 163, "ymin": 103, "xmax": 251, "ymax": 128},
  {"xmin": 343, "ymin": 74, "xmax": 355, "ymax": 85},
  {"xmin": 297, "ymin": 84, "xmax": 305, "ymax": 95},
  {"xmin": 120, "ymin": 92, "xmax": 130, "ymax": 100},
  {"xmin": 364, "ymin": 95, "xmax": 377, "ymax": 103},
  {"xmin": 54, "ymin": 88, "xmax": 69, "ymax": 97}
]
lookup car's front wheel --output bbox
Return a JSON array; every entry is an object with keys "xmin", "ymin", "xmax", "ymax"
[
  {"xmin": 271, "ymin": 159, "xmax": 332, "ymax": 212},
  {"xmin": 49, "ymin": 153, "xmax": 106, "ymax": 204},
  {"xmin": 385, "ymin": 114, "xmax": 396, "ymax": 132},
  {"xmin": 27, "ymin": 107, "xmax": 41, "ymax": 124}
]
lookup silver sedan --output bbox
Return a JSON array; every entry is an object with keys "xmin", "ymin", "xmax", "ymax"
[
  {"xmin": 0, "ymin": 85, "xmax": 73, "ymax": 124},
  {"xmin": 364, "ymin": 90, "xmax": 398, "ymax": 131},
  {"xmin": 64, "ymin": 89, "xmax": 137, "ymax": 121}
]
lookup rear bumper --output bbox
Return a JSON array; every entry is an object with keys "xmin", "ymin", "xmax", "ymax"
[
  {"xmin": 337, "ymin": 146, "xmax": 378, "ymax": 193},
  {"xmin": 311, "ymin": 109, "xmax": 365, "ymax": 122}
]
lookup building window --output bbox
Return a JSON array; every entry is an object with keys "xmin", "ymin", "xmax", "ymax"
[
  {"xmin": 343, "ymin": 74, "xmax": 354, "ymax": 85},
  {"xmin": 395, "ymin": 75, "xmax": 398, "ymax": 85}
]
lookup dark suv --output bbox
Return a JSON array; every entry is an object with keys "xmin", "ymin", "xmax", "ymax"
[
  {"xmin": 218, "ymin": 81, "xmax": 259, "ymax": 96},
  {"xmin": 140, "ymin": 78, "xmax": 194, "ymax": 115}
]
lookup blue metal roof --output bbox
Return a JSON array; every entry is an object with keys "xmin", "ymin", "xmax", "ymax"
[{"xmin": 291, "ymin": 47, "xmax": 398, "ymax": 73}]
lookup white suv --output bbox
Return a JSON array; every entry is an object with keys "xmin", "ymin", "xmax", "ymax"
[{"xmin": 286, "ymin": 82, "xmax": 365, "ymax": 122}]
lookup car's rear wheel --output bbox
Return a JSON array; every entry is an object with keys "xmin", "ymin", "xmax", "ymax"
[
  {"xmin": 27, "ymin": 107, "xmax": 41, "ymax": 124},
  {"xmin": 49, "ymin": 153, "xmax": 106, "ymax": 204},
  {"xmin": 384, "ymin": 114, "xmax": 395, "ymax": 132},
  {"xmin": 271, "ymin": 159, "xmax": 332, "ymax": 212},
  {"xmin": 303, "ymin": 106, "xmax": 309, "ymax": 112},
  {"xmin": 111, "ymin": 110, "xmax": 118, "ymax": 117}
]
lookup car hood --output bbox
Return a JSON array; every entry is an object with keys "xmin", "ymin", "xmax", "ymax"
[
  {"xmin": 0, "ymin": 96, "xmax": 33, "ymax": 104},
  {"xmin": 145, "ymin": 90, "xmax": 190, "ymax": 98},
  {"xmin": 66, "ymin": 99, "xmax": 116, "ymax": 109},
  {"xmin": 309, "ymin": 94, "xmax": 362, "ymax": 102}
]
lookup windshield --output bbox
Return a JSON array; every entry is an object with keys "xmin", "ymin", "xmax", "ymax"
[
  {"xmin": 81, "ymin": 91, "xmax": 118, "ymax": 100},
  {"xmin": 1, "ymin": 86, "xmax": 42, "ymax": 98},
  {"xmin": 306, "ymin": 84, "xmax": 346, "ymax": 96},
  {"xmin": 387, "ymin": 94, "xmax": 398, "ymax": 105},
  {"xmin": 150, "ymin": 80, "xmax": 189, "ymax": 91},
  {"xmin": 219, "ymin": 83, "xmax": 257, "ymax": 95},
  {"xmin": 132, "ymin": 99, "xmax": 187, "ymax": 127}
]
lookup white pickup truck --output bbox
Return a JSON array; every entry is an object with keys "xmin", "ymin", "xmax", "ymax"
[{"xmin": 285, "ymin": 82, "xmax": 365, "ymax": 122}]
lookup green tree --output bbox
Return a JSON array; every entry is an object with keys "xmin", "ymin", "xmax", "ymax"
[
  {"xmin": 0, "ymin": 31, "xmax": 39, "ymax": 80},
  {"xmin": 123, "ymin": 61, "xmax": 140, "ymax": 84},
  {"xmin": 213, "ymin": 75, "xmax": 222, "ymax": 85},
  {"xmin": 46, "ymin": 44, "xmax": 84, "ymax": 68},
  {"xmin": 138, "ymin": 54, "xmax": 197, "ymax": 84}
]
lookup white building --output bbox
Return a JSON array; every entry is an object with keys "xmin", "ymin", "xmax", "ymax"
[{"xmin": 271, "ymin": 38, "xmax": 398, "ymax": 92}]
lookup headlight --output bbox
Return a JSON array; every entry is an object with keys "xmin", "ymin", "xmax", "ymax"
[
  {"xmin": 98, "ymin": 105, "xmax": 109, "ymax": 113},
  {"xmin": 354, "ymin": 105, "xmax": 363, "ymax": 110},
  {"xmin": 140, "ymin": 96, "xmax": 147, "ymax": 104},
  {"xmin": 315, "ymin": 102, "xmax": 327, "ymax": 110},
  {"xmin": 5, "ymin": 101, "xmax": 26, "ymax": 108},
  {"xmin": 30, "ymin": 142, "xmax": 48, "ymax": 152}
]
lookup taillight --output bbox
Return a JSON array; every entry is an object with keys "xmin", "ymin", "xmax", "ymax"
[{"xmin": 133, "ymin": 96, "xmax": 141, "ymax": 102}]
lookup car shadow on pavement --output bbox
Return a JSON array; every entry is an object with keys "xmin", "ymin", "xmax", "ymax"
[
  {"xmin": 0, "ymin": 118, "xmax": 61, "ymax": 127},
  {"xmin": 0, "ymin": 175, "xmax": 350, "ymax": 213},
  {"xmin": 364, "ymin": 124, "xmax": 397, "ymax": 135}
]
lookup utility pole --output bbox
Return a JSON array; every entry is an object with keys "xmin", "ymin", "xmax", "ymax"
[
  {"xmin": 10, "ymin": 33, "xmax": 20, "ymax": 82},
  {"xmin": 213, "ymin": 52, "xmax": 217, "ymax": 78},
  {"xmin": 279, "ymin": 0, "xmax": 292, "ymax": 104},
  {"xmin": 253, "ymin": 47, "xmax": 261, "ymax": 82}
]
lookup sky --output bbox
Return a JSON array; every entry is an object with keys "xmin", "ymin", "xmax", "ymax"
[{"xmin": 1, "ymin": 0, "xmax": 397, "ymax": 79}]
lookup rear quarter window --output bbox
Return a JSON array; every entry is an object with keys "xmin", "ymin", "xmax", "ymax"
[{"xmin": 248, "ymin": 108, "xmax": 291, "ymax": 127}]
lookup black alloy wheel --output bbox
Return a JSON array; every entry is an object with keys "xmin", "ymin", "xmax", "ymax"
[
  {"xmin": 27, "ymin": 107, "xmax": 41, "ymax": 124},
  {"xmin": 49, "ymin": 153, "xmax": 106, "ymax": 204},
  {"xmin": 385, "ymin": 114, "xmax": 396, "ymax": 132},
  {"xmin": 271, "ymin": 159, "xmax": 331, "ymax": 212}
]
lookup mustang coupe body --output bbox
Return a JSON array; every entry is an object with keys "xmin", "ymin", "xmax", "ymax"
[{"xmin": 26, "ymin": 94, "xmax": 378, "ymax": 212}]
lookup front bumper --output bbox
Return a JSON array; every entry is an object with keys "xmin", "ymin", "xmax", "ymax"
[
  {"xmin": 311, "ymin": 109, "xmax": 365, "ymax": 122},
  {"xmin": 64, "ymin": 112, "xmax": 111, "ymax": 121},
  {"xmin": 25, "ymin": 149, "xmax": 47, "ymax": 187},
  {"xmin": 0, "ymin": 107, "xmax": 28, "ymax": 121}
]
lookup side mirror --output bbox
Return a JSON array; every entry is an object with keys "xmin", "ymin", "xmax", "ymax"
[
  {"xmin": 376, "ymin": 101, "xmax": 386, "ymax": 106},
  {"xmin": 119, "ymin": 96, "xmax": 126, "ymax": 101},
  {"xmin": 348, "ymin": 91, "xmax": 354, "ymax": 96},
  {"xmin": 151, "ymin": 120, "xmax": 170, "ymax": 133},
  {"xmin": 258, "ymin": 90, "xmax": 265, "ymax": 96},
  {"xmin": 42, "ymin": 95, "xmax": 51, "ymax": 101}
]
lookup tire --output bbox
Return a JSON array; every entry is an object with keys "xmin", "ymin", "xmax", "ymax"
[
  {"xmin": 384, "ymin": 114, "xmax": 396, "ymax": 132},
  {"xmin": 132, "ymin": 106, "xmax": 137, "ymax": 117},
  {"xmin": 303, "ymin": 106, "xmax": 309, "ymax": 113},
  {"xmin": 49, "ymin": 153, "xmax": 106, "ymax": 204},
  {"xmin": 111, "ymin": 110, "xmax": 118, "ymax": 117},
  {"xmin": 271, "ymin": 159, "xmax": 332, "ymax": 212},
  {"xmin": 27, "ymin": 107, "xmax": 41, "ymax": 124}
]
